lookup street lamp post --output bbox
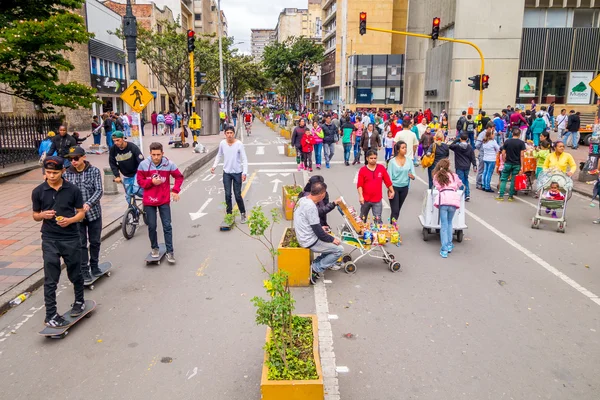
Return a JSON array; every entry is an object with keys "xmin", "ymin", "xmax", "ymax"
[
  {"xmin": 123, "ymin": 0, "xmax": 142, "ymax": 150},
  {"xmin": 217, "ymin": 0, "xmax": 225, "ymax": 115}
]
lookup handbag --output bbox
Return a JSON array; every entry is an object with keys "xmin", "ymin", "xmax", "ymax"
[{"xmin": 421, "ymin": 143, "xmax": 436, "ymax": 168}]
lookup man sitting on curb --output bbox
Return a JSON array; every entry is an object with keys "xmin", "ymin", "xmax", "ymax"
[{"xmin": 294, "ymin": 181, "xmax": 344, "ymax": 284}]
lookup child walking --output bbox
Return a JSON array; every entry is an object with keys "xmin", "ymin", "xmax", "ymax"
[
  {"xmin": 301, "ymin": 128, "xmax": 316, "ymax": 172},
  {"xmin": 533, "ymin": 140, "xmax": 550, "ymax": 179},
  {"xmin": 384, "ymin": 130, "xmax": 395, "ymax": 161}
]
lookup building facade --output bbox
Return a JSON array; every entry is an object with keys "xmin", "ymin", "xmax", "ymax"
[
  {"xmin": 275, "ymin": 8, "xmax": 309, "ymax": 43},
  {"xmin": 251, "ymin": 29, "xmax": 276, "ymax": 60},
  {"xmin": 405, "ymin": 0, "xmax": 600, "ymax": 123},
  {"xmin": 320, "ymin": 0, "xmax": 409, "ymax": 111}
]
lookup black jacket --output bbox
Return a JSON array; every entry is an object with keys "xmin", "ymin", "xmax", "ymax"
[
  {"xmin": 291, "ymin": 126, "xmax": 307, "ymax": 149},
  {"xmin": 48, "ymin": 134, "xmax": 76, "ymax": 158},
  {"xmin": 426, "ymin": 142, "xmax": 450, "ymax": 168},
  {"xmin": 567, "ymin": 114, "xmax": 581, "ymax": 131},
  {"xmin": 321, "ymin": 123, "xmax": 338, "ymax": 144},
  {"xmin": 449, "ymin": 139, "xmax": 477, "ymax": 171}
]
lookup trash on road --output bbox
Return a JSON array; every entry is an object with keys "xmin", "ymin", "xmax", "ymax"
[
  {"xmin": 9, "ymin": 292, "xmax": 31, "ymax": 307},
  {"xmin": 497, "ymin": 280, "xmax": 507, "ymax": 286}
]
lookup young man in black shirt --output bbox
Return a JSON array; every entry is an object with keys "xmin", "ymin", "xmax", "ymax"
[
  {"xmin": 109, "ymin": 131, "xmax": 144, "ymax": 205},
  {"xmin": 32, "ymin": 157, "xmax": 86, "ymax": 327},
  {"xmin": 496, "ymin": 128, "xmax": 526, "ymax": 202}
]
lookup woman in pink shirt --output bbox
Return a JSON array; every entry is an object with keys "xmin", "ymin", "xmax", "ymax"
[
  {"xmin": 432, "ymin": 158, "xmax": 462, "ymax": 258},
  {"xmin": 353, "ymin": 121, "xmax": 364, "ymax": 164}
]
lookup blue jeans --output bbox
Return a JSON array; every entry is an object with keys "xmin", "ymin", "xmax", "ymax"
[
  {"xmin": 93, "ymin": 134, "xmax": 101, "ymax": 145},
  {"xmin": 353, "ymin": 137, "xmax": 362, "ymax": 161},
  {"xmin": 468, "ymin": 132, "xmax": 475, "ymax": 148},
  {"xmin": 323, "ymin": 142, "xmax": 335, "ymax": 163},
  {"xmin": 427, "ymin": 166, "xmax": 434, "ymax": 189},
  {"xmin": 439, "ymin": 205, "xmax": 457, "ymax": 252},
  {"xmin": 562, "ymin": 130, "xmax": 579, "ymax": 149},
  {"xmin": 310, "ymin": 239, "xmax": 344, "ymax": 273},
  {"xmin": 123, "ymin": 175, "xmax": 142, "ymax": 205},
  {"xmin": 550, "ymin": 115, "xmax": 555, "ymax": 129},
  {"xmin": 145, "ymin": 204, "xmax": 173, "ymax": 253},
  {"xmin": 456, "ymin": 169, "xmax": 470, "ymax": 197},
  {"xmin": 106, "ymin": 131, "xmax": 113, "ymax": 148},
  {"xmin": 385, "ymin": 148, "xmax": 393, "ymax": 161},
  {"xmin": 483, "ymin": 160, "xmax": 495, "ymax": 190},
  {"xmin": 314, "ymin": 143, "xmax": 323, "ymax": 165},
  {"xmin": 343, "ymin": 143, "xmax": 352, "ymax": 162},
  {"xmin": 223, "ymin": 172, "xmax": 245, "ymax": 214}
]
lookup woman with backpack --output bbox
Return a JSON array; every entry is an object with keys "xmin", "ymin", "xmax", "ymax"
[
  {"xmin": 165, "ymin": 112, "xmax": 174, "ymax": 134},
  {"xmin": 157, "ymin": 112, "xmax": 166, "ymax": 134},
  {"xmin": 424, "ymin": 132, "xmax": 450, "ymax": 189},
  {"xmin": 432, "ymin": 158, "xmax": 462, "ymax": 258}
]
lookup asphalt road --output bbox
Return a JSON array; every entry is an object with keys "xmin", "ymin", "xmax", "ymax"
[{"xmin": 0, "ymin": 121, "xmax": 599, "ymax": 400}]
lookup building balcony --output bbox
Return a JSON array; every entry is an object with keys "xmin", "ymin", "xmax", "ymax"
[
  {"xmin": 323, "ymin": 10, "xmax": 336, "ymax": 26},
  {"xmin": 322, "ymin": 29, "xmax": 336, "ymax": 42},
  {"xmin": 322, "ymin": 0, "xmax": 335, "ymax": 12}
]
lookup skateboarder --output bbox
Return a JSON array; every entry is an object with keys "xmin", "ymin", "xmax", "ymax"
[
  {"xmin": 32, "ymin": 157, "xmax": 86, "ymax": 327},
  {"xmin": 137, "ymin": 142, "xmax": 184, "ymax": 263},
  {"xmin": 211, "ymin": 125, "xmax": 248, "ymax": 224},
  {"xmin": 63, "ymin": 146, "xmax": 103, "ymax": 283}
]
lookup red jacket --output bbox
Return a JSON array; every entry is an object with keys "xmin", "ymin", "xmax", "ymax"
[
  {"xmin": 357, "ymin": 164, "xmax": 392, "ymax": 203},
  {"xmin": 136, "ymin": 156, "xmax": 184, "ymax": 206},
  {"xmin": 301, "ymin": 133, "xmax": 316, "ymax": 153},
  {"xmin": 390, "ymin": 121, "xmax": 402, "ymax": 138}
]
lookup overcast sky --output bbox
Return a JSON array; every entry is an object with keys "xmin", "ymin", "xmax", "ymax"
[{"xmin": 221, "ymin": 0, "xmax": 307, "ymax": 53}]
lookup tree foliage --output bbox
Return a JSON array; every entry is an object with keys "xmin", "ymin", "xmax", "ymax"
[
  {"xmin": 0, "ymin": 0, "xmax": 98, "ymax": 111},
  {"xmin": 262, "ymin": 37, "xmax": 324, "ymax": 106}
]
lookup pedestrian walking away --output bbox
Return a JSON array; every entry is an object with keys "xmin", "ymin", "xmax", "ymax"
[
  {"xmin": 564, "ymin": 110, "xmax": 581, "ymax": 149},
  {"xmin": 432, "ymin": 159, "xmax": 462, "ymax": 258},
  {"xmin": 301, "ymin": 126, "xmax": 316, "ymax": 172},
  {"xmin": 481, "ymin": 130, "xmax": 501, "ymax": 192},
  {"xmin": 475, "ymin": 122, "xmax": 495, "ymax": 190},
  {"xmin": 387, "ymin": 141, "xmax": 415, "ymax": 222},
  {"xmin": 321, "ymin": 115, "xmax": 339, "ymax": 168},
  {"xmin": 449, "ymin": 133, "xmax": 477, "ymax": 201},
  {"xmin": 311, "ymin": 120, "xmax": 324, "ymax": 169},
  {"xmin": 425, "ymin": 132, "xmax": 450, "ymax": 189},
  {"xmin": 293, "ymin": 181, "xmax": 344, "ymax": 284},
  {"xmin": 211, "ymin": 125, "xmax": 249, "ymax": 223},
  {"xmin": 63, "ymin": 146, "xmax": 103, "ymax": 283},
  {"xmin": 357, "ymin": 149, "xmax": 394, "ymax": 223},
  {"xmin": 109, "ymin": 131, "xmax": 144, "ymax": 205},
  {"xmin": 32, "ymin": 157, "xmax": 86, "ymax": 328},
  {"xmin": 292, "ymin": 119, "xmax": 308, "ymax": 171},
  {"xmin": 137, "ymin": 142, "xmax": 184, "ymax": 264},
  {"xmin": 341, "ymin": 119, "xmax": 356, "ymax": 166},
  {"xmin": 496, "ymin": 128, "xmax": 526, "ymax": 201}
]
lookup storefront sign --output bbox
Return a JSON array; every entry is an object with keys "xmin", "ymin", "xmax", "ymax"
[
  {"xmin": 91, "ymin": 74, "xmax": 127, "ymax": 94},
  {"xmin": 518, "ymin": 77, "xmax": 536, "ymax": 98},
  {"xmin": 356, "ymin": 88, "xmax": 372, "ymax": 104},
  {"xmin": 567, "ymin": 72, "xmax": 593, "ymax": 104}
]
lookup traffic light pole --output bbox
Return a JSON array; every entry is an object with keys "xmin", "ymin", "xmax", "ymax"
[{"xmin": 366, "ymin": 26, "xmax": 485, "ymax": 110}]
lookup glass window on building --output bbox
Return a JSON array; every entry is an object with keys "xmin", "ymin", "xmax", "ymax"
[
  {"xmin": 516, "ymin": 71, "xmax": 542, "ymax": 104},
  {"xmin": 90, "ymin": 57, "xmax": 98, "ymax": 75},
  {"xmin": 546, "ymin": 9, "xmax": 570, "ymax": 28},
  {"xmin": 99, "ymin": 59, "xmax": 105, "ymax": 76},
  {"xmin": 573, "ymin": 9, "xmax": 595, "ymax": 27},
  {"xmin": 109, "ymin": 61, "xmax": 114, "ymax": 78},
  {"xmin": 386, "ymin": 87, "xmax": 401, "ymax": 103},
  {"xmin": 104, "ymin": 60, "xmax": 110, "ymax": 77},
  {"xmin": 372, "ymin": 64, "xmax": 386, "ymax": 78},
  {"xmin": 371, "ymin": 87, "xmax": 386, "ymax": 104},
  {"xmin": 523, "ymin": 9, "xmax": 545, "ymax": 28},
  {"xmin": 542, "ymin": 71, "xmax": 568, "ymax": 104}
]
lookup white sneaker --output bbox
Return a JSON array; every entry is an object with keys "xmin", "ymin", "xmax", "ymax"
[{"xmin": 329, "ymin": 263, "xmax": 342, "ymax": 271}]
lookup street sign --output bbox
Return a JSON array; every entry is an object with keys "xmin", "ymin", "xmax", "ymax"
[
  {"xmin": 589, "ymin": 74, "xmax": 600, "ymax": 97},
  {"xmin": 120, "ymin": 80, "xmax": 153, "ymax": 113}
]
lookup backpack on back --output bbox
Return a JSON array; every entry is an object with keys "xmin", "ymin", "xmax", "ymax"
[{"xmin": 165, "ymin": 114, "xmax": 173, "ymax": 125}]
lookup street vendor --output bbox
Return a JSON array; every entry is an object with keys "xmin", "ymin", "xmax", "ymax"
[{"xmin": 299, "ymin": 175, "xmax": 342, "ymax": 229}]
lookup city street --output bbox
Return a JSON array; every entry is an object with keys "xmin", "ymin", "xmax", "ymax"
[{"xmin": 1, "ymin": 121, "xmax": 599, "ymax": 399}]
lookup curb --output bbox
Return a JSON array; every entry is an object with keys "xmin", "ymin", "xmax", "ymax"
[{"xmin": 0, "ymin": 149, "xmax": 218, "ymax": 316}]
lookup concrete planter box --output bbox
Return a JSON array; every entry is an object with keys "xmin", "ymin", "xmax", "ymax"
[
  {"xmin": 281, "ymin": 129, "xmax": 291, "ymax": 140},
  {"xmin": 260, "ymin": 314, "xmax": 323, "ymax": 399},
  {"xmin": 281, "ymin": 185, "xmax": 301, "ymax": 221},
  {"xmin": 277, "ymin": 228, "xmax": 311, "ymax": 287},
  {"xmin": 284, "ymin": 143, "xmax": 297, "ymax": 157}
]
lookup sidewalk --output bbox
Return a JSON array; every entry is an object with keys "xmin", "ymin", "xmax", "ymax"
[
  {"xmin": 569, "ymin": 146, "xmax": 594, "ymax": 197},
  {"xmin": 0, "ymin": 126, "xmax": 222, "ymax": 303}
]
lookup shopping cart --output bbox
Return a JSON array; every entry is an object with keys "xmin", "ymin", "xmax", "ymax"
[{"xmin": 335, "ymin": 198, "xmax": 401, "ymax": 274}]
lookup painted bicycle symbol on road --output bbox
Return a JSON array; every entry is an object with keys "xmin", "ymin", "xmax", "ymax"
[
  {"xmin": 205, "ymin": 185, "xmax": 225, "ymax": 195},
  {"xmin": 256, "ymin": 196, "xmax": 282, "ymax": 207}
]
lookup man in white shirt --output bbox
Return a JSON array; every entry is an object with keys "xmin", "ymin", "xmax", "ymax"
[
  {"xmin": 211, "ymin": 125, "xmax": 249, "ymax": 223},
  {"xmin": 361, "ymin": 112, "xmax": 371, "ymax": 126},
  {"xmin": 394, "ymin": 119, "xmax": 419, "ymax": 161},
  {"xmin": 555, "ymin": 108, "xmax": 568, "ymax": 140}
]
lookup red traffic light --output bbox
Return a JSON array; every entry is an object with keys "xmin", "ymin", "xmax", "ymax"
[
  {"xmin": 482, "ymin": 75, "xmax": 489, "ymax": 83},
  {"xmin": 187, "ymin": 29, "xmax": 195, "ymax": 38},
  {"xmin": 360, "ymin": 12, "xmax": 367, "ymax": 21},
  {"xmin": 433, "ymin": 17, "xmax": 440, "ymax": 27}
]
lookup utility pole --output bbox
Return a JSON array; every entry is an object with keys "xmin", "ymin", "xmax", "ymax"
[
  {"xmin": 123, "ymin": 0, "xmax": 143, "ymax": 151},
  {"xmin": 339, "ymin": 0, "xmax": 347, "ymax": 116}
]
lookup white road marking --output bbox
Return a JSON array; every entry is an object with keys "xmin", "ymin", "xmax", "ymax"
[
  {"xmin": 336, "ymin": 366, "xmax": 350, "ymax": 373},
  {"xmin": 328, "ymin": 314, "xmax": 339, "ymax": 320},
  {"xmin": 257, "ymin": 169, "xmax": 298, "ymax": 173},
  {"xmin": 415, "ymin": 175, "xmax": 600, "ymax": 307},
  {"xmin": 280, "ymin": 173, "xmax": 291, "ymax": 177},
  {"xmin": 353, "ymin": 171, "xmax": 358, "ymax": 184},
  {"xmin": 315, "ymin": 280, "xmax": 341, "ymax": 399},
  {"xmin": 202, "ymin": 174, "xmax": 216, "ymax": 181},
  {"xmin": 277, "ymin": 145, "xmax": 284, "ymax": 155},
  {"xmin": 189, "ymin": 197, "xmax": 213, "ymax": 221},
  {"xmin": 180, "ymin": 177, "xmax": 199, "ymax": 195},
  {"xmin": 271, "ymin": 179, "xmax": 282, "ymax": 193},
  {"xmin": 186, "ymin": 367, "xmax": 198, "ymax": 380},
  {"xmin": 256, "ymin": 146, "xmax": 265, "ymax": 155},
  {"xmin": 382, "ymin": 200, "xmax": 390, "ymax": 210},
  {"xmin": 265, "ymin": 173, "xmax": 277, "ymax": 177},
  {"xmin": 323, "ymin": 280, "xmax": 333, "ymax": 284}
]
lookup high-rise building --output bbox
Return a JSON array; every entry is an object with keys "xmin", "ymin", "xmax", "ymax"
[
  {"xmin": 251, "ymin": 29, "xmax": 276, "ymax": 61},
  {"xmin": 320, "ymin": 0, "xmax": 408, "ymax": 111},
  {"xmin": 275, "ymin": 8, "xmax": 310, "ymax": 43},
  {"xmin": 405, "ymin": 0, "xmax": 600, "ymax": 122}
]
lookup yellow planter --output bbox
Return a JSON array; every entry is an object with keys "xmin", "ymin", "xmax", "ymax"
[
  {"xmin": 260, "ymin": 314, "xmax": 323, "ymax": 400},
  {"xmin": 284, "ymin": 143, "xmax": 297, "ymax": 158},
  {"xmin": 277, "ymin": 228, "xmax": 311, "ymax": 287},
  {"xmin": 281, "ymin": 129, "xmax": 291, "ymax": 140},
  {"xmin": 281, "ymin": 185, "xmax": 301, "ymax": 221}
]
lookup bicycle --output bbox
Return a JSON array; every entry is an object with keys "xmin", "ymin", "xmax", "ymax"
[
  {"xmin": 119, "ymin": 181, "xmax": 147, "ymax": 240},
  {"xmin": 245, "ymin": 121, "xmax": 252, "ymax": 136}
]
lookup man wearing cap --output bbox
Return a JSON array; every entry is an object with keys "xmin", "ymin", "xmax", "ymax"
[
  {"xmin": 63, "ymin": 146, "xmax": 103, "ymax": 283},
  {"xmin": 109, "ymin": 131, "xmax": 144, "ymax": 205},
  {"xmin": 32, "ymin": 156, "xmax": 87, "ymax": 328},
  {"xmin": 47, "ymin": 125, "xmax": 76, "ymax": 166},
  {"xmin": 564, "ymin": 110, "xmax": 581, "ymax": 150}
]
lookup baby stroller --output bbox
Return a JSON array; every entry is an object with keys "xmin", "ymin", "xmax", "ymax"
[{"xmin": 531, "ymin": 169, "xmax": 573, "ymax": 233}]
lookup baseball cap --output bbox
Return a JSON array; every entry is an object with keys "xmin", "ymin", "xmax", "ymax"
[
  {"xmin": 65, "ymin": 146, "xmax": 85, "ymax": 158},
  {"xmin": 112, "ymin": 131, "xmax": 124, "ymax": 138},
  {"xmin": 43, "ymin": 156, "xmax": 64, "ymax": 170},
  {"xmin": 47, "ymin": 131, "xmax": 56, "ymax": 137}
]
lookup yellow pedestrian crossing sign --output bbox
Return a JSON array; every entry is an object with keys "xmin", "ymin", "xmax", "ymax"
[
  {"xmin": 120, "ymin": 80, "xmax": 153, "ymax": 113},
  {"xmin": 590, "ymin": 74, "xmax": 600, "ymax": 97}
]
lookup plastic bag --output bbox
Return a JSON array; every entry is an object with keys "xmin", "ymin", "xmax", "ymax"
[{"xmin": 514, "ymin": 174, "xmax": 528, "ymax": 191}]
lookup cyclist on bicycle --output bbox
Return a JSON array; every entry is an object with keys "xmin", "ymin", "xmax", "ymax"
[
  {"xmin": 244, "ymin": 110, "xmax": 253, "ymax": 135},
  {"xmin": 109, "ymin": 131, "xmax": 144, "ymax": 204}
]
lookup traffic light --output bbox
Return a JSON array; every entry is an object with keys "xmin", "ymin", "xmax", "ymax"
[
  {"xmin": 431, "ymin": 17, "xmax": 440, "ymax": 40},
  {"xmin": 187, "ymin": 30, "xmax": 195, "ymax": 53},
  {"xmin": 468, "ymin": 75, "xmax": 481, "ymax": 91},
  {"xmin": 359, "ymin": 12, "xmax": 367, "ymax": 36},
  {"xmin": 482, "ymin": 74, "xmax": 490, "ymax": 90},
  {"xmin": 195, "ymin": 71, "xmax": 206, "ymax": 85}
]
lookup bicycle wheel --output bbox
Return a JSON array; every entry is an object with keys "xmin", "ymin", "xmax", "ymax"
[{"xmin": 122, "ymin": 208, "xmax": 138, "ymax": 240}]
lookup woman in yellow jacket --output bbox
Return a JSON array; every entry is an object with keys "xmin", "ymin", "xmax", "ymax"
[{"xmin": 543, "ymin": 141, "xmax": 576, "ymax": 177}]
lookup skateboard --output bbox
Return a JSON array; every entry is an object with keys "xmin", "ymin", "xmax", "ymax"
[
  {"xmin": 38, "ymin": 299, "xmax": 96, "ymax": 339},
  {"xmin": 145, "ymin": 243, "xmax": 166, "ymax": 265},
  {"xmin": 220, "ymin": 220, "xmax": 234, "ymax": 231},
  {"xmin": 84, "ymin": 262, "xmax": 112, "ymax": 290}
]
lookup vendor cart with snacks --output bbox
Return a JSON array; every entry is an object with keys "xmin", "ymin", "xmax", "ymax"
[
  {"xmin": 335, "ymin": 197, "xmax": 402, "ymax": 274},
  {"xmin": 419, "ymin": 188, "xmax": 467, "ymax": 242}
]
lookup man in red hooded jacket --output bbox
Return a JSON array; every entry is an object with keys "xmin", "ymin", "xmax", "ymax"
[{"xmin": 137, "ymin": 142, "xmax": 184, "ymax": 263}]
